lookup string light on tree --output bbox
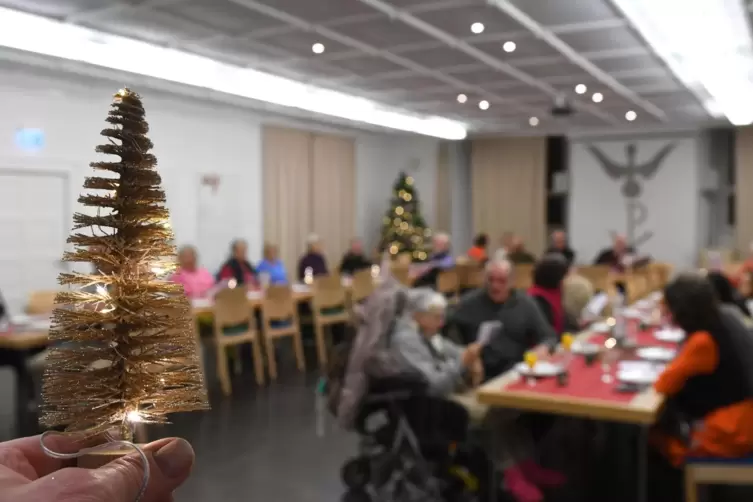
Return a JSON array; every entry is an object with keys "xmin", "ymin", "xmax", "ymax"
[
  {"xmin": 379, "ymin": 172, "xmax": 432, "ymax": 262},
  {"xmin": 41, "ymin": 88, "xmax": 208, "ymax": 441}
]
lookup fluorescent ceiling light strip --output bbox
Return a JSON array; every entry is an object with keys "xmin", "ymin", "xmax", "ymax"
[
  {"xmin": 611, "ymin": 0, "xmax": 753, "ymax": 126},
  {"xmin": 0, "ymin": 7, "xmax": 467, "ymax": 139}
]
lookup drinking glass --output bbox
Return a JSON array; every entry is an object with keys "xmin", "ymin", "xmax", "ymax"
[
  {"xmin": 524, "ymin": 351, "xmax": 538, "ymax": 387},
  {"xmin": 560, "ymin": 333, "xmax": 574, "ymax": 370},
  {"xmin": 601, "ymin": 337, "xmax": 618, "ymax": 384}
]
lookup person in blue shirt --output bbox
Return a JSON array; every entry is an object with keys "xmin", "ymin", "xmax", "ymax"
[{"xmin": 256, "ymin": 243, "xmax": 288, "ymax": 285}]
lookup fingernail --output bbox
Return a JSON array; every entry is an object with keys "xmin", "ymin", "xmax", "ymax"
[{"xmin": 153, "ymin": 438, "xmax": 194, "ymax": 479}]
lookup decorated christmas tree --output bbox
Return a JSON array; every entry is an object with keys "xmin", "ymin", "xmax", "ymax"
[
  {"xmin": 379, "ymin": 172, "xmax": 432, "ymax": 262},
  {"xmin": 41, "ymin": 88, "xmax": 208, "ymax": 440}
]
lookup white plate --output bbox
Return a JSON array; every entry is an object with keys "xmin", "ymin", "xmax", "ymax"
[
  {"xmin": 292, "ymin": 284, "xmax": 310, "ymax": 293},
  {"xmin": 192, "ymin": 298, "xmax": 212, "ymax": 309},
  {"xmin": 571, "ymin": 341, "xmax": 600, "ymax": 355},
  {"xmin": 514, "ymin": 361, "xmax": 562, "ymax": 377},
  {"xmin": 591, "ymin": 321, "xmax": 610, "ymax": 333},
  {"xmin": 654, "ymin": 328, "xmax": 684, "ymax": 343},
  {"xmin": 622, "ymin": 308, "xmax": 642, "ymax": 319},
  {"xmin": 246, "ymin": 290, "xmax": 262, "ymax": 300},
  {"xmin": 617, "ymin": 370, "xmax": 657, "ymax": 386},
  {"xmin": 636, "ymin": 346, "xmax": 676, "ymax": 362}
]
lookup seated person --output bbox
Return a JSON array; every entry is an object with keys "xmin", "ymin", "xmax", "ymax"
[
  {"xmin": 413, "ymin": 232, "xmax": 455, "ymax": 289},
  {"xmin": 528, "ymin": 254, "xmax": 577, "ymax": 336},
  {"xmin": 506, "ymin": 236, "xmax": 535, "ymax": 265},
  {"xmin": 544, "ymin": 230, "xmax": 575, "ymax": 266},
  {"xmin": 467, "ymin": 233, "xmax": 489, "ymax": 264},
  {"xmin": 217, "ymin": 239, "xmax": 258, "ymax": 287},
  {"xmin": 256, "ymin": 243, "xmax": 288, "ymax": 285},
  {"xmin": 733, "ymin": 241, "xmax": 753, "ymax": 287},
  {"xmin": 562, "ymin": 273, "xmax": 595, "ymax": 326},
  {"xmin": 707, "ymin": 271, "xmax": 751, "ymax": 318},
  {"xmin": 339, "ymin": 238, "xmax": 371, "ymax": 276},
  {"xmin": 297, "ymin": 234, "xmax": 329, "ymax": 282},
  {"xmin": 393, "ymin": 289, "xmax": 483, "ymax": 397},
  {"xmin": 737, "ymin": 270, "xmax": 753, "ymax": 315},
  {"xmin": 593, "ymin": 234, "xmax": 634, "ymax": 273},
  {"xmin": 171, "ymin": 245, "xmax": 214, "ymax": 299},
  {"xmin": 653, "ymin": 273, "xmax": 753, "ymax": 467},
  {"xmin": 443, "ymin": 258, "xmax": 557, "ymax": 379}
]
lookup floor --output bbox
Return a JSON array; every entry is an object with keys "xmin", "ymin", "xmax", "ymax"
[{"xmin": 0, "ymin": 347, "xmax": 357, "ymax": 502}]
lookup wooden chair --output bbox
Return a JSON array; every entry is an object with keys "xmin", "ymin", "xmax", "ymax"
[
  {"xmin": 577, "ymin": 265, "xmax": 611, "ymax": 292},
  {"xmin": 685, "ymin": 457, "xmax": 753, "ymax": 502},
  {"xmin": 513, "ymin": 263, "xmax": 534, "ymax": 290},
  {"xmin": 26, "ymin": 290, "xmax": 58, "ymax": 315},
  {"xmin": 312, "ymin": 275, "xmax": 350, "ymax": 368},
  {"xmin": 348, "ymin": 269, "xmax": 374, "ymax": 320},
  {"xmin": 390, "ymin": 264, "xmax": 411, "ymax": 286},
  {"xmin": 437, "ymin": 268, "xmax": 459, "ymax": 302},
  {"xmin": 260, "ymin": 285, "xmax": 305, "ymax": 380},
  {"xmin": 212, "ymin": 287, "xmax": 264, "ymax": 395}
]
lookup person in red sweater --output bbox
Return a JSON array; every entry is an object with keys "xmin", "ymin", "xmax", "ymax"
[{"xmin": 216, "ymin": 239, "xmax": 258, "ymax": 288}]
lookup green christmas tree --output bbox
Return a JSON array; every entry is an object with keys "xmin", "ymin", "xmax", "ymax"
[{"xmin": 379, "ymin": 172, "xmax": 432, "ymax": 262}]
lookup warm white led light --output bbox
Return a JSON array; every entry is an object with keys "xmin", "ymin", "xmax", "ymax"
[
  {"xmin": 312, "ymin": 43, "xmax": 325, "ymax": 54},
  {"xmin": 503, "ymin": 41, "xmax": 516, "ymax": 53},
  {"xmin": 625, "ymin": 110, "xmax": 637, "ymax": 121},
  {"xmin": 529, "ymin": 116, "xmax": 539, "ymax": 127},
  {"xmin": 471, "ymin": 22, "xmax": 485, "ymax": 34},
  {"xmin": 126, "ymin": 410, "xmax": 143, "ymax": 423},
  {"xmin": 575, "ymin": 84, "xmax": 587, "ymax": 94},
  {"xmin": 0, "ymin": 8, "xmax": 468, "ymax": 139},
  {"xmin": 592, "ymin": 92, "xmax": 604, "ymax": 103},
  {"xmin": 479, "ymin": 100, "xmax": 490, "ymax": 110},
  {"xmin": 457, "ymin": 93, "xmax": 468, "ymax": 104},
  {"xmin": 611, "ymin": 0, "xmax": 753, "ymax": 125}
]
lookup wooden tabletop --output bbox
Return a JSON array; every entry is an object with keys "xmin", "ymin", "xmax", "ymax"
[
  {"xmin": 191, "ymin": 289, "xmax": 314, "ymax": 315},
  {"xmin": 0, "ymin": 330, "xmax": 50, "ymax": 350}
]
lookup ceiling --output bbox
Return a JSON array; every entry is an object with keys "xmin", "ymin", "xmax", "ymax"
[{"xmin": 0, "ymin": 0, "xmax": 745, "ymax": 135}]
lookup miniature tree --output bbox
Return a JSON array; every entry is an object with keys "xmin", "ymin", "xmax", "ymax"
[
  {"xmin": 41, "ymin": 88, "xmax": 208, "ymax": 440},
  {"xmin": 378, "ymin": 172, "xmax": 432, "ymax": 262}
]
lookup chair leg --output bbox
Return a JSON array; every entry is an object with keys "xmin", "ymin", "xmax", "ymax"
[
  {"xmin": 314, "ymin": 323, "xmax": 328, "ymax": 369},
  {"xmin": 251, "ymin": 339, "xmax": 265, "ymax": 386},
  {"xmin": 292, "ymin": 331, "xmax": 306, "ymax": 372},
  {"xmin": 265, "ymin": 337, "xmax": 278, "ymax": 380},
  {"xmin": 232, "ymin": 346, "xmax": 242, "ymax": 375},
  {"xmin": 216, "ymin": 344, "xmax": 232, "ymax": 396},
  {"xmin": 684, "ymin": 467, "xmax": 699, "ymax": 502}
]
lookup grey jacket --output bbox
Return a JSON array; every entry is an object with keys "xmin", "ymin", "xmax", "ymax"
[{"xmin": 392, "ymin": 318, "xmax": 465, "ymax": 396}]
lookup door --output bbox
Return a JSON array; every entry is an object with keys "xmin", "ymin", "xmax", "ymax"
[{"xmin": 0, "ymin": 170, "xmax": 68, "ymax": 315}]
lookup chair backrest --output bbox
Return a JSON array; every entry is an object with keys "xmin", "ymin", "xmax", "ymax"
[
  {"xmin": 213, "ymin": 287, "xmax": 252, "ymax": 328},
  {"xmin": 26, "ymin": 290, "xmax": 59, "ymax": 315},
  {"xmin": 436, "ymin": 268, "xmax": 459, "ymax": 295},
  {"xmin": 513, "ymin": 263, "xmax": 534, "ymax": 290},
  {"xmin": 263, "ymin": 285, "xmax": 295, "ymax": 322},
  {"xmin": 313, "ymin": 275, "xmax": 347, "ymax": 309},
  {"xmin": 577, "ymin": 265, "xmax": 611, "ymax": 292},
  {"xmin": 390, "ymin": 265, "xmax": 411, "ymax": 286},
  {"xmin": 350, "ymin": 269, "xmax": 375, "ymax": 303}
]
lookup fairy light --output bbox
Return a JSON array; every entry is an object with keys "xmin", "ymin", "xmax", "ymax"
[
  {"xmin": 126, "ymin": 410, "xmax": 143, "ymax": 423},
  {"xmin": 371, "ymin": 264, "xmax": 380, "ymax": 278},
  {"xmin": 96, "ymin": 285, "xmax": 109, "ymax": 297},
  {"xmin": 304, "ymin": 267, "xmax": 314, "ymax": 285},
  {"xmin": 227, "ymin": 278, "xmax": 237, "ymax": 289}
]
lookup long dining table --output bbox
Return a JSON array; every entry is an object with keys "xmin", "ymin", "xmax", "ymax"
[{"xmin": 476, "ymin": 296, "xmax": 671, "ymax": 502}]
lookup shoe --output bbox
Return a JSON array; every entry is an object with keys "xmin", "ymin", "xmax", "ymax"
[
  {"xmin": 503, "ymin": 466, "xmax": 543, "ymax": 502},
  {"xmin": 519, "ymin": 460, "xmax": 567, "ymax": 487}
]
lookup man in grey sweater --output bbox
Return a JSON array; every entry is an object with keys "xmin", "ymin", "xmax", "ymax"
[{"xmin": 444, "ymin": 258, "xmax": 557, "ymax": 380}]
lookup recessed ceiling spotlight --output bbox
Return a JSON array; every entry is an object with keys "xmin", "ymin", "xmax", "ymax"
[
  {"xmin": 471, "ymin": 22, "xmax": 485, "ymax": 34},
  {"xmin": 457, "ymin": 93, "xmax": 468, "ymax": 104},
  {"xmin": 575, "ymin": 84, "xmax": 587, "ymax": 94},
  {"xmin": 312, "ymin": 42, "xmax": 325, "ymax": 54},
  {"xmin": 592, "ymin": 92, "xmax": 604, "ymax": 103},
  {"xmin": 625, "ymin": 110, "xmax": 637, "ymax": 121},
  {"xmin": 529, "ymin": 116, "xmax": 540, "ymax": 127},
  {"xmin": 503, "ymin": 41, "xmax": 516, "ymax": 53},
  {"xmin": 479, "ymin": 100, "xmax": 490, "ymax": 110}
]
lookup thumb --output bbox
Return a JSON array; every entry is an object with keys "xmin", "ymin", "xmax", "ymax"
[{"xmin": 90, "ymin": 437, "xmax": 195, "ymax": 502}]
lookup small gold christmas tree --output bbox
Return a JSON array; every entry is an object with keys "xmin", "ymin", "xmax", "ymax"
[{"xmin": 41, "ymin": 88, "xmax": 208, "ymax": 440}]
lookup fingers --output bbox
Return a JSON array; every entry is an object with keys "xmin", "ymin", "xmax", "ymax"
[
  {"xmin": 89, "ymin": 438, "xmax": 194, "ymax": 502},
  {"xmin": 0, "ymin": 433, "xmax": 101, "ymax": 479}
]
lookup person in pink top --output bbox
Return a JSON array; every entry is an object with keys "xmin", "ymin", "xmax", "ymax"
[{"xmin": 171, "ymin": 245, "xmax": 215, "ymax": 299}]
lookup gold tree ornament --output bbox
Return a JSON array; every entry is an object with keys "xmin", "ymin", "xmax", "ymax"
[{"xmin": 41, "ymin": 88, "xmax": 209, "ymax": 440}]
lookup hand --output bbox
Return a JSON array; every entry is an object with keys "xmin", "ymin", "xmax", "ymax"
[
  {"xmin": 470, "ymin": 360, "xmax": 484, "ymax": 387},
  {"xmin": 533, "ymin": 344, "xmax": 551, "ymax": 360},
  {"xmin": 0, "ymin": 434, "xmax": 194, "ymax": 502},
  {"xmin": 462, "ymin": 343, "xmax": 483, "ymax": 366}
]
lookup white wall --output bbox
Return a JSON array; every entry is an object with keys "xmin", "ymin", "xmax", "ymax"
[
  {"xmin": 0, "ymin": 62, "xmax": 438, "ymax": 311},
  {"xmin": 569, "ymin": 134, "xmax": 701, "ymax": 268}
]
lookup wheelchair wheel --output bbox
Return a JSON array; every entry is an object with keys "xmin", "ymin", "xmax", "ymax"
[{"xmin": 341, "ymin": 457, "xmax": 370, "ymax": 489}]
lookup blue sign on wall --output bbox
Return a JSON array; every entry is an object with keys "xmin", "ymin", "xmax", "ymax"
[{"xmin": 15, "ymin": 128, "xmax": 45, "ymax": 152}]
